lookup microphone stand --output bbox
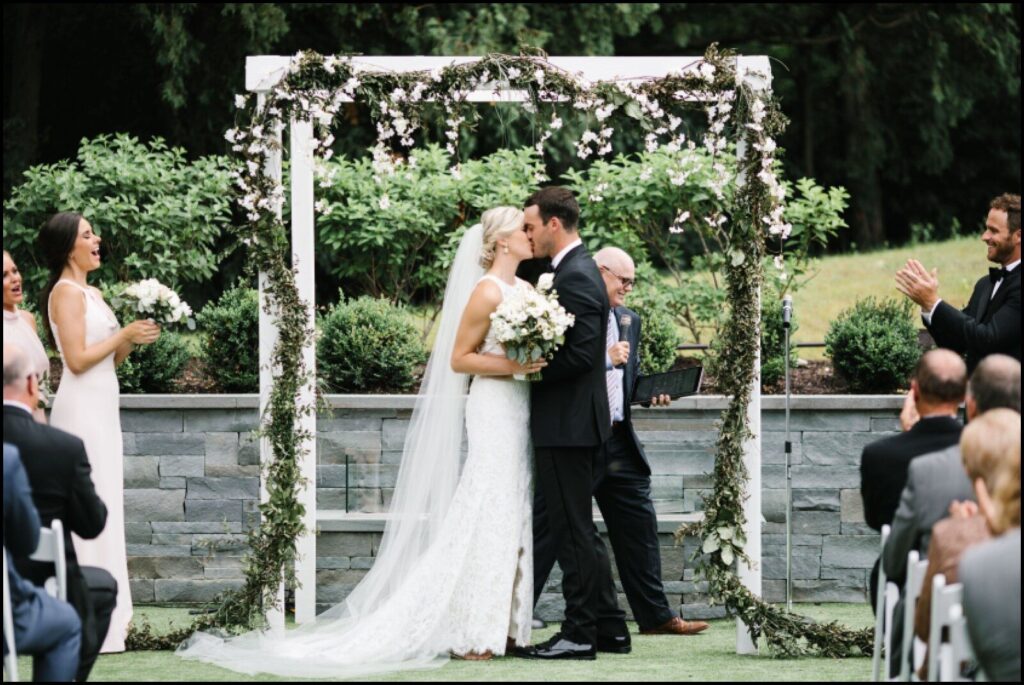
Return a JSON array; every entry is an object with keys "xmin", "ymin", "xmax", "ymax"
[{"xmin": 782, "ymin": 296, "xmax": 793, "ymax": 612}]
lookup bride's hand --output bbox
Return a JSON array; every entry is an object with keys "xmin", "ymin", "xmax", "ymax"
[{"xmin": 510, "ymin": 359, "xmax": 547, "ymax": 376}]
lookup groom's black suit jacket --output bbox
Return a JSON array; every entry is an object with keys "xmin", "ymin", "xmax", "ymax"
[
  {"xmin": 530, "ymin": 244, "xmax": 612, "ymax": 448},
  {"xmin": 925, "ymin": 266, "xmax": 1020, "ymax": 373}
]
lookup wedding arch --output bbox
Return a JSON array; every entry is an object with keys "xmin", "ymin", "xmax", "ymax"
[{"xmin": 130, "ymin": 47, "xmax": 870, "ymax": 658}]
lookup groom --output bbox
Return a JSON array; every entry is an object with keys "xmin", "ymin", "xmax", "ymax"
[{"xmin": 519, "ymin": 187, "xmax": 612, "ymax": 660}]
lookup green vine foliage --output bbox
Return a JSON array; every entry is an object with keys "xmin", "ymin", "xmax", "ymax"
[{"xmin": 131, "ymin": 46, "xmax": 870, "ymax": 659}]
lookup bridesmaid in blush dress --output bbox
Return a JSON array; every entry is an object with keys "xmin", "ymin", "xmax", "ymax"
[{"xmin": 40, "ymin": 212, "xmax": 161, "ymax": 653}]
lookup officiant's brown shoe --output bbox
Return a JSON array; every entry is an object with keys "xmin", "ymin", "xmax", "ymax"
[{"xmin": 640, "ymin": 617, "xmax": 709, "ymax": 636}]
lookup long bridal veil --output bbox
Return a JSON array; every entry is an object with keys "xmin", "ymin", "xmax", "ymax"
[{"xmin": 177, "ymin": 224, "xmax": 486, "ymax": 678}]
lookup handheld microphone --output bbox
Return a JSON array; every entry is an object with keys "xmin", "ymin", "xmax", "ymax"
[
  {"xmin": 782, "ymin": 296, "xmax": 793, "ymax": 329},
  {"xmin": 615, "ymin": 313, "xmax": 632, "ymax": 369}
]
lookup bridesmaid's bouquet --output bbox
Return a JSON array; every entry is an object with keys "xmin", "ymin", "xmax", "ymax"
[
  {"xmin": 490, "ymin": 273, "xmax": 575, "ymax": 381},
  {"xmin": 112, "ymin": 279, "xmax": 196, "ymax": 330}
]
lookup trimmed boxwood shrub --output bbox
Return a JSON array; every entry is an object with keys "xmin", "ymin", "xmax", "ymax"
[
  {"xmin": 198, "ymin": 286, "xmax": 259, "ymax": 393},
  {"xmin": 116, "ymin": 331, "xmax": 192, "ymax": 394},
  {"xmin": 318, "ymin": 295, "xmax": 426, "ymax": 393},
  {"xmin": 825, "ymin": 297, "xmax": 920, "ymax": 393}
]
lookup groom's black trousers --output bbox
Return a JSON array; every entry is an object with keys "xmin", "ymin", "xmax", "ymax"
[
  {"xmin": 534, "ymin": 427, "xmax": 675, "ymax": 636},
  {"xmin": 533, "ymin": 445, "xmax": 605, "ymax": 645}
]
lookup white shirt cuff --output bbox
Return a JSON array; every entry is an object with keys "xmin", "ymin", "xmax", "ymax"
[{"xmin": 922, "ymin": 299, "xmax": 942, "ymax": 325}]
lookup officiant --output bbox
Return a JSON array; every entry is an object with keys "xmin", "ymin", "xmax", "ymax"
[
  {"xmin": 531, "ymin": 246, "xmax": 709, "ymax": 650},
  {"xmin": 896, "ymin": 193, "xmax": 1021, "ymax": 373}
]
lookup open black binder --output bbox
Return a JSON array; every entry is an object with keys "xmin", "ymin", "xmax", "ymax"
[{"xmin": 629, "ymin": 366, "xmax": 703, "ymax": 405}]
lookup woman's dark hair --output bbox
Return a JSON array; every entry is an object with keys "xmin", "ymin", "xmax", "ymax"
[
  {"xmin": 525, "ymin": 187, "xmax": 580, "ymax": 232},
  {"xmin": 38, "ymin": 211, "xmax": 84, "ymax": 349}
]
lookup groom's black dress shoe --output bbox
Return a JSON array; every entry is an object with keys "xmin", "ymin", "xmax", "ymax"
[
  {"xmin": 596, "ymin": 633, "xmax": 632, "ymax": 654},
  {"xmin": 515, "ymin": 633, "xmax": 597, "ymax": 660}
]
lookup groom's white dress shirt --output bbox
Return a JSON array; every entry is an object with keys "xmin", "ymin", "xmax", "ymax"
[{"xmin": 550, "ymin": 238, "xmax": 583, "ymax": 270}]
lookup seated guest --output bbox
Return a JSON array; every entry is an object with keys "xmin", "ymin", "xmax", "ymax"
[
  {"xmin": 896, "ymin": 193, "xmax": 1021, "ymax": 374},
  {"xmin": 958, "ymin": 411, "xmax": 1021, "ymax": 682},
  {"xmin": 913, "ymin": 409, "xmax": 1019, "ymax": 676},
  {"xmin": 4, "ymin": 443, "xmax": 82, "ymax": 682},
  {"xmin": 3, "ymin": 344, "xmax": 114, "ymax": 682},
  {"xmin": 862, "ymin": 349, "xmax": 966, "ymax": 610},
  {"xmin": 884, "ymin": 354, "xmax": 1021, "ymax": 586}
]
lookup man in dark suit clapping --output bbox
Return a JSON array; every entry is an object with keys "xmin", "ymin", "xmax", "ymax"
[
  {"xmin": 3, "ymin": 343, "xmax": 115, "ymax": 682},
  {"xmin": 896, "ymin": 193, "xmax": 1021, "ymax": 373}
]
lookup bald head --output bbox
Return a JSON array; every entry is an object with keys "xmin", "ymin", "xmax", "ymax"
[
  {"xmin": 912, "ymin": 349, "xmax": 967, "ymax": 413},
  {"xmin": 594, "ymin": 247, "xmax": 636, "ymax": 308},
  {"xmin": 967, "ymin": 354, "xmax": 1021, "ymax": 418},
  {"xmin": 3, "ymin": 343, "xmax": 34, "ymax": 396}
]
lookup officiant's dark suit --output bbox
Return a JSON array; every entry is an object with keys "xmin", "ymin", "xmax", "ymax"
[
  {"xmin": 533, "ymin": 305, "xmax": 681, "ymax": 639},
  {"xmin": 4, "ymin": 403, "xmax": 116, "ymax": 682},
  {"xmin": 530, "ymin": 242, "xmax": 612, "ymax": 650},
  {"xmin": 925, "ymin": 265, "xmax": 1020, "ymax": 374}
]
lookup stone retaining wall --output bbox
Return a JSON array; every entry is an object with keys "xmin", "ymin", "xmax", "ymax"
[{"xmin": 119, "ymin": 394, "xmax": 902, "ymax": 618}]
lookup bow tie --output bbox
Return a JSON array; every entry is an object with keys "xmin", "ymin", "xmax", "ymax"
[{"xmin": 989, "ymin": 267, "xmax": 1011, "ymax": 284}]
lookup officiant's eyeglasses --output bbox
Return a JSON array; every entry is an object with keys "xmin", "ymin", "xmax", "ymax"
[{"xmin": 600, "ymin": 266, "xmax": 635, "ymax": 289}]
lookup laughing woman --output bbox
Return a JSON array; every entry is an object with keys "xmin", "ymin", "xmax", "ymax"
[
  {"xmin": 3, "ymin": 250, "xmax": 50, "ymax": 418},
  {"xmin": 40, "ymin": 212, "xmax": 161, "ymax": 653}
]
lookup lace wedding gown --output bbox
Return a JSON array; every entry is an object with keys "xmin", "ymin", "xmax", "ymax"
[
  {"xmin": 179, "ymin": 273, "xmax": 533, "ymax": 678},
  {"xmin": 48, "ymin": 279, "xmax": 132, "ymax": 653}
]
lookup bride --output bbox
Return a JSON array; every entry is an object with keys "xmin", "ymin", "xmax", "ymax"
[{"xmin": 179, "ymin": 206, "xmax": 545, "ymax": 677}]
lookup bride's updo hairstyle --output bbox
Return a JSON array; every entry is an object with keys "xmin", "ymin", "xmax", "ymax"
[{"xmin": 478, "ymin": 206, "xmax": 524, "ymax": 269}]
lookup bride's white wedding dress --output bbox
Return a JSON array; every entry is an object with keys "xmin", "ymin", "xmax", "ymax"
[{"xmin": 178, "ymin": 227, "xmax": 533, "ymax": 678}]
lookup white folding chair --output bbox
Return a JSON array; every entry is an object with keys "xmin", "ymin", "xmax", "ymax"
[
  {"xmin": 940, "ymin": 603, "xmax": 981, "ymax": 682},
  {"xmin": 873, "ymin": 524, "xmax": 892, "ymax": 681},
  {"xmin": 901, "ymin": 551, "xmax": 929, "ymax": 681},
  {"xmin": 883, "ymin": 581, "xmax": 900, "ymax": 680},
  {"xmin": 3, "ymin": 548, "xmax": 20, "ymax": 682},
  {"xmin": 28, "ymin": 520, "xmax": 66, "ymax": 602},
  {"xmin": 927, "ymin": 575, "xmax": 962, "ymax": 681}
]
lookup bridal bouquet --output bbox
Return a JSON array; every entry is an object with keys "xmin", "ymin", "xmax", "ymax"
[
  {"xmin": 490, "ymin": 273, "xmax": 575, "ymax": 380},
  {"xmin": 112, "ymin": 278, "xmax": 196, "ymax": 330}
]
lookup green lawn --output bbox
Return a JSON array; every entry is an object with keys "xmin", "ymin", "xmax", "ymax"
[
  {"xmin": 12, "ymin": 604, "xmax": 873, "ymax": 682},
  {"xmin": 787, "ymin": 236, "xmax": 984, "ymax": 358},
  {"xmin": 408, "ymin": 236, "xmax": 986, "ymax": 360}
]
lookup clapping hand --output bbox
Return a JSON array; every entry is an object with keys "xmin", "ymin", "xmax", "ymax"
[
  {"xmin": 895, "ymin": 259, "xmax": 940, "ymax": 310},
  {"xmin": 948, "ymin": 500, "xmax": 979, "ymax": 519},
  {"xmin": 899, "ymin": 391, "xmax": 920, "ymax": 432}
]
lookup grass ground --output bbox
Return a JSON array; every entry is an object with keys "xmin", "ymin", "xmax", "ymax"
[{"xmin": 12, "ymin": 603, "xmax": 873, "ymax": 682}]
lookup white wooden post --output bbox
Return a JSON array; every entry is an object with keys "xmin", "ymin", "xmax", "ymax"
[
  {"xmin": 290, "ymin": 118, "xmax": 318, "ymax": 624},
  {"xmin": 256, "ymin": 93, "xmax": 286, "ymax": 635},
  {"xmin": 734, "ymin": 55, "xmax": 772, "ymax": 655}
]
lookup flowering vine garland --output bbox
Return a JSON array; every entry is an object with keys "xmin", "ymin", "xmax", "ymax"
[{"xmin": 127, "ymin": 45, "xmax": 870, "ymax": 658}]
